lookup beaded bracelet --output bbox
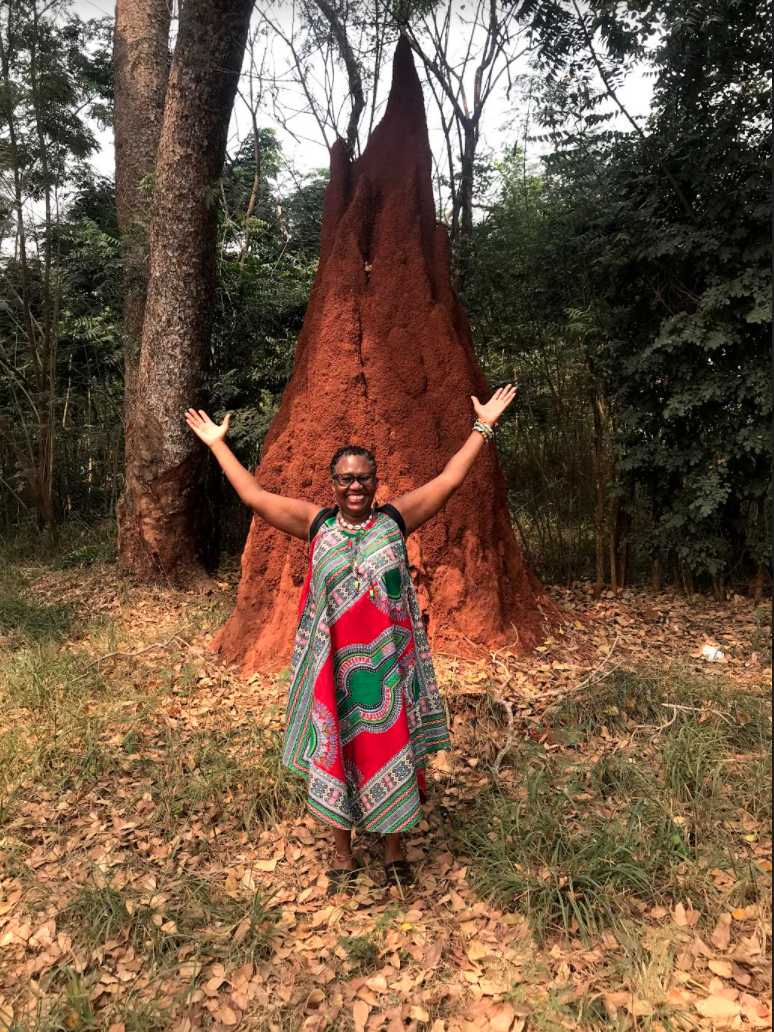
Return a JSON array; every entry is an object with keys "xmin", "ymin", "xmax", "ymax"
[{"xmin": 473, "ymin": 418, "xmax": 495, "ymax": 442}]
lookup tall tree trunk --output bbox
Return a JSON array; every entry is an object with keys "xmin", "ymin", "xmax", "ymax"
[
  {"xmin": 651, "ymin": 555, "xmax": 661, "ymax": 592},
  {"xmin": 671, "ymin": 549, "xmax": 681, "ymax": 590},
  {"xmin": 454, "ymin": 123, "xmax": 477, "ymax": 290},
  {"xmin": 113, "ymin": 0, "xmax": 171, "ymax": 453},
  {"xmin": 752, "ymin": 564, "xmax": 767, "ymax": 602},
  {"xmin": 591, "ymin": 387, "xmax": 607, "ymax": 598},
  {"xmin": 609, "ymin": 492, "xmax": 620, "ymax": 592},
  {"xmin": 615, "ymin": 481, "xmax": 633, "ymax": 589},
  {"xmin": 685, "ymin": 565, "xmax": 695, "ymax": 597},
  {"xmin": 314, "ymin": 0, "xmax": 365, "ymax": 156},
  {"xmin": 117, "ymin": 0, "xmax": 254, "ymax": 582}
]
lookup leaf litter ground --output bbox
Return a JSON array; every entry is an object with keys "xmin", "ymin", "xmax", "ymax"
[{"xmin": 0, "ymin": 559, "xmax": 770, "ymax": 1031}]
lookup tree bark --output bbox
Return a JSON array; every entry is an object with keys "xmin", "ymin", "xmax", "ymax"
[
  {"xmin": 113, "ymin": 0, "xmax": 171, "ymax": 439},
  {"xmin": 613, "ymin": 483, "xmax": 632, "ymax": 590},
  {"xmin": 455, "ymin": 122, "xmax": 477, "ymax": 288},
  {"xmin": 117, "ymin": 0, "xmax": 254, "ymax": 583},
  {"xmin": 591, "ymin": 387, "xmax": 607, "ymax": 598},
  {"xmin": 651, "ymin": 555, "xmax": 661, "ymax": 592},
  {"xmin": 685, "ymin": 566, "xmax": 695, "ymax": 597},
  {"xmin": 752, "ymin": 564, "xmax": 767, "ymax": 603},
  {"xmin": 670, "ymin": 550, "xmax": 681, "ymax": 590}
]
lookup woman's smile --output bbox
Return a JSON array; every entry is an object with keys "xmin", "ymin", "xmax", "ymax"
[{"xmin": 331, "ymin": 453, "xmax": 379, "ymax": 518}]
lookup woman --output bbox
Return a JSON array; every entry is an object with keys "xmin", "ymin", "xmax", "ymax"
[{"xmin": 185, "ymin": 384, "xmax": 517, "ymax": 890}]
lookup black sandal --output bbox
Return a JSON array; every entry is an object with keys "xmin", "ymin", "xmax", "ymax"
[
  {"xmin": 384, "ymin": 859, "xmax": 414, "ymax": 887},
  {"xmin": 325, "ymin": 857, "xmax": 364, "ymax": 896}
]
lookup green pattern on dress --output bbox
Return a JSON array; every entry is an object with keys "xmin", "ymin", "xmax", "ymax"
[{"xmin": 282, "ymin": 512, "xmax": 451, "ymax": 832}]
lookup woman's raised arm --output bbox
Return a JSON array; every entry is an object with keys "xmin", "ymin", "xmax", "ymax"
[
  {"xmin": 389, "ymin": 385, "xmax": 518, "ymax": 536},
  {"xmin": 185, "ymin": 409, "xmax": 318, "ymax": 541}
]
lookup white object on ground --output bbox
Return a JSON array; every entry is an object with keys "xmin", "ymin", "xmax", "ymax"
[{"xmin": 701, "ymin": 644, "xmax": 725, "ymax": 662}]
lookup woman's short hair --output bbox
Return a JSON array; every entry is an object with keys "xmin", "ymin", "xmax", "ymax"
[{"xmin": 330, "ymin": 445, "xmax": 378, "ymax": 478}]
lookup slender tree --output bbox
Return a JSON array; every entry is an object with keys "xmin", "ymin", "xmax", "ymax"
[
  {"xmin": 399, "ymin": 0, "xmax": 527, "ymax": 269},
  {"xmin": 117, "ymin": 0, "xmax": 255, "ymax": 582},
  {"xmin": 0, "ymin": 0, "xmax": 111, "ymax": 537}
]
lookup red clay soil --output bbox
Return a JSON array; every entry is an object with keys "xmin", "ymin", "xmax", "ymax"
[{"xmin": 215, "ymin": 38, "xmax": 549, "ymax": 673}]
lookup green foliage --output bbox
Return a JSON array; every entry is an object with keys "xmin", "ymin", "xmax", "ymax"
[
  {"xmin": 211, "ymin": 137, "xmax": 325, "ymax": 455},
  {"xmin": 464, "ymin": 150, "xmax": 601, "ymax": 583},
  {"xmin": 207, "ymin": 146, "xmax": 325, "ymax": 550},
  {"xmin": 0, "ymin": 0, "xmax": 118, "ymax": 533},
  {"xmin": 1, "ymin": 0, "xmax": 769, "ymax": 593},
  {"xmin": 466, "ymin": 0, "xmax": 772, "ymax": 587},
  {"xmin": 337, "ymin": 933, "xmax": 381, "ymax": 970}
]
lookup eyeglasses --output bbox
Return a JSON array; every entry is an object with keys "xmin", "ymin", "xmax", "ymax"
[{"xmin": 332, "ymin": 472, "xmax": 375, "ymax": 487}]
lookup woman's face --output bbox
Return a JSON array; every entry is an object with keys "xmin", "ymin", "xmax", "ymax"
[{"xmin": 332, "ymin": 454, "xmax": 378, "ymax": 521}]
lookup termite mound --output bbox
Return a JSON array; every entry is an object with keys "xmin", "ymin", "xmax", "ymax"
[{"xmin": 215, "ymin": 37, "xmax": 547, "ymax": 672}]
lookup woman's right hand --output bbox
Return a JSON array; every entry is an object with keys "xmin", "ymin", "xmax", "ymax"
[
  {"xmin": 185, "ymin": 408, "xmax": 230, "ymax": 448},
  {"xmin": 186, "ymin": 406, "xmax": 318, "ymax": 540}
]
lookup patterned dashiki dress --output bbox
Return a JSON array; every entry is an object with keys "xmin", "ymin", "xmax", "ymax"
[{"xmin": 282, "ymin": 504, "xmax": 451, "ymax": 833}]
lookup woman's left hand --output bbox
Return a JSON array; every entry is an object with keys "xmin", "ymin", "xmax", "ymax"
[{"xmin": 471, "ymin": 383, "xmax": 518, "ymax": 427}]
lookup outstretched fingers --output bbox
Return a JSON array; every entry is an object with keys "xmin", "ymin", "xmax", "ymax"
[{"xmin": 499, "ymin": 383, "xmax": 518, "ymax": 408}]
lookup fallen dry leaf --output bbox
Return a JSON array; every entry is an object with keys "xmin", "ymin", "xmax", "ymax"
[
  {"xmin": 215, "ymin": 1004, "xmax": 239, "ymax": 1026},
  {"xmin": 711, "ymin": 914, "xmax": 733, "ymax": 951},
  {"xmin": 252, "ymin": 857, "xmax": 279, "ymax": 873},
  {"xmin": 708, "ymin": 959, "xmax": 734, "ymax": 978},
  {"xmin": 353, "ymin": 999, "xmax": 370, "ymax": 1030},
  {"xmin": 490, "ymin": 1002, "xmax": 516, "ymax": 1031},
  {"xmin": 695, "ymin": 996, "xmax": 741, "ymax": 1025},
  {"xmin": 632, "ymin": 1000, "xmax": 654, "ymax": 1017},
  {"xmin": 3, "ymin": 567, "xmax": 770, "ymax": 1032},
  {"xmin": 409, "ymin": 1006, "xmax": 430, "ymax": 1023}
]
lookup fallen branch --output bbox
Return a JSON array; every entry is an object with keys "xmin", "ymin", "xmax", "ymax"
[
  {"xmin": 492, "ymin": 696, "xmax": 515, "ymax": 774},
  {"xmin": 496, "ymin": 633, "xmax": 624, "ymax": 704},
  {"xmin": 89, "ymin": 634, "xmax": 192, "ymax": 668},
  {"xmin": 630, "ymin": 702, "xmax": 735, "ymax": 737},
  {"xmin": 68, "ymin": 634, "xmax": 194, "ymax": 688},
  {"xmin": 540, "ymin": 656, "xmax": 627, "ymax": 703},
  {"xmin": 662, "ymin": 702, "xmax": 734, "ymax": 724},
  {"xmin": 566, "ymin": 634, "xmax": 621, "ymax": 693},
  {"xmin": 490, "ymin": 650, "xmax": 515, "ymax": 774}
]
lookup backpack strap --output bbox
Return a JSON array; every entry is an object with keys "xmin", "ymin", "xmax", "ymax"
[
  {"xmin": 309, "ymin": 506, "xmax": 337, "ymax": 543},
  {"xmin": 376, "ymin": 502, "xmax": 407, "ymax": 538}
]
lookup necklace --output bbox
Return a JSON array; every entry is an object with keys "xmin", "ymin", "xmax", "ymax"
[
  {"xmin": 338, "ymin": 510, "xmax": 376, "ymax": 594},
  {"xmin": 338, "ymin": 513, "xmax": 373, "ymax": 531}
]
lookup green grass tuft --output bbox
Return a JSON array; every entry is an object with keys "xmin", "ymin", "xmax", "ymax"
[
  {"xmin": 455, "ymin": 775, "xmax": 686, "ymax": 940},
  {"xmin": 146, "ymin": 725, "xmax": 306, "ymax": 833},
  {"xmin": 0, "ymin": 642, "xmax": 107, "ymax": 711},
  {"xmin": 61, "ymin": 872, "xmax": 279, "ymax": 971},
  {"xmin": 0, "ymin": 572, "xmax": 73, "ymax": 645},
  {"xmin": 338, "ymin": 934, "xmax": 381, "ymax": 971},
  {"xmin": 456, "ymin": 665, "xmax": 771, "ymax": 941}
]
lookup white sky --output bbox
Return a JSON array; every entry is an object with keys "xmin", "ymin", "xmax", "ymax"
[{"xmin": 74, "ymin": 0, "xmax": 654, "ymax": 193}]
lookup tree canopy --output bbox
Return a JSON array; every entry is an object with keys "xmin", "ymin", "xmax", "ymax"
[{"xmin": 0, "ymin": 0, "xmax": 770, "ymax": 595}]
